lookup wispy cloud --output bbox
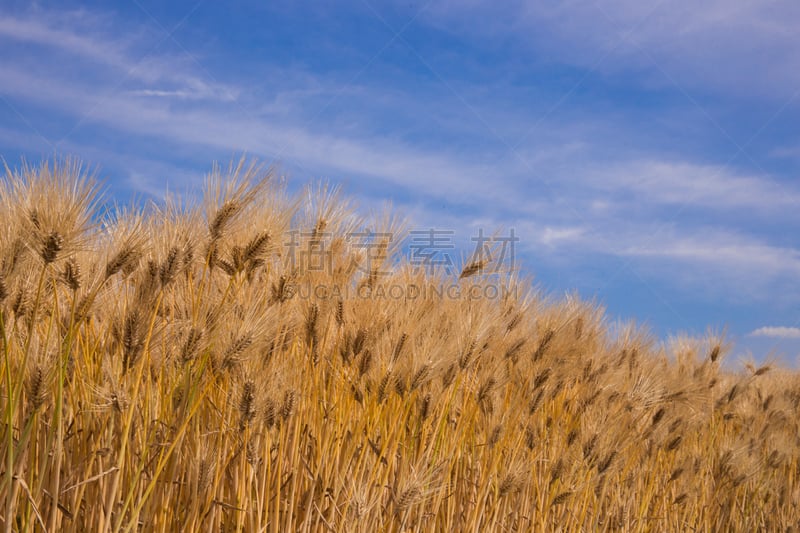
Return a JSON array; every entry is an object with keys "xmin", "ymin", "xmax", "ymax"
[
  {"xmin": 770, "ymin": 144, "xmax": 800, "ymax": 160},
  {"xmin": 425, "ymin": 0, "xmax": 800, "ymax": 100},
  {"xmin": 617, "ymin": 229, "xmax": 800, "ymax": 295},
  {"xmin": 126, "ymin": 86, "xmax": 237, "ymax": 101},
  {"xmin": 0, "ymin": 56, "xmax": 519, "ymax": 207},
  {"xmin": 0, "ymin": 9, "xmax": 128, "ymax": 67},
  {"xmin": 586, "ymin": 160, "xmax": 800, "ymax": 212},
  {"xmin": 4, "ymin": 5, "xmax": 797, "ymax": 217},
  {"xmin": 750, "ymin": 327, "xmax": 800, "ymax": 339},
  {"xmin": 0, "ymin": 10, "xmax": 238, "ymax": 102}
]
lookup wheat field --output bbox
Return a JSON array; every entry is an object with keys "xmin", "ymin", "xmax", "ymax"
[{"xmin": 0, "ymin": 158, "xmax": 798, "ymax": 532}]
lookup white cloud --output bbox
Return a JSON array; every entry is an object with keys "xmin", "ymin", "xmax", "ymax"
[
  {"xmin": 0, "ymin": 10, "xmax": 238, "ymax": 102},
  {"xmin": 586, "ymin": 160, "xmax": 800, "ymax": 212},
  {"xmin": 0, "ymin": 10, "xmax": 128, "ymax": 68},
  {"xmin": 539, "ymin": 226, "xmax": 586, "ymax": 247},
  {"xmin": 750, "ymin": 327, "xmax": 800, "ymax": 339},
  {"xmin": 425, "ymin": 0, "xmax": 800, "ymax": 100},
  {"xmin": 0, "ymin": 61, "xmax": 514, "ymax": 208},
  {"xmin": 4, "ymin": 5, "xmax": 796, "ymax": 218},
  {"xmin": 126, "ymin": 87, "xmax": 237, "ymax": 101},
  {"xmin": 619, "ymin": 230, "xmax": 800, "ymax": 278},
  {"xmin": 770, "ymin": 144, "xmax": 800, "ymax": 159}
]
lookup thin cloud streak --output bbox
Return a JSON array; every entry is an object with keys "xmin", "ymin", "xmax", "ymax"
[
  {"xmin": 0, "ymin": 11, "xmax": 238, "ymax": 102},
  {"xmin": 619, "ymin": 231, "xmax": 800, "ymax": 278},
  {"xmin": 425, "ymin": 0, "xmax": 800, "ymax": 100},
  {"xmin": 750, "ymin": 327, "xmax": 800, "ymax": 339},
  {"xmin": 0, "ymin": 61, "xmax": 520, "ymax": 207},
  {"xmin": 587, "ymin": 160, "xmax": 800, "ymax": 212},
  {"xmin": 0, "ymin": 11, "xmax": 128, "ymax": 68}
]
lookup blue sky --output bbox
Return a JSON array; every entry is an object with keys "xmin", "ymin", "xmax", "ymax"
[{"xmin": 1, "ymin": 1, "xmax": 799, "ymax": 365}]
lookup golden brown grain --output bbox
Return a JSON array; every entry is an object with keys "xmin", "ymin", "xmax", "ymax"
[{"xmin": 0, "ymin": 158, "xmax": 796, "ymax": 533}]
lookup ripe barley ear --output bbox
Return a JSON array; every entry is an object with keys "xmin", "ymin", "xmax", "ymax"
[
  {"xmin": 533, "ymin": 328, "xmax": 555, "ymax": 361},
  {"xmin": 488, "ymin": 425, "xmax": 502, "ymax": 447},
  {"xmin": 504, "ymin": 338, "xmax": 525, "ymax": 361},
  {"xmin": 281, "ymin": 390, "xmax": 296, "ymax": 421},
  {"xmin": 477, "ymin": 376, "xmax": 496, "ymax": 410},
  {"xmin": 181, "ymin": 327, "xmax": 204, "ymax": 363},
  {"xmin": 566, "ymin": 428, "xmax": 579, "ymax": 447},
  {"xmin": 335, "ymin": 298, "xmax": 345, "ymax": 326},
  {"xmin": 221, "ymin": 334, "xmax": 253, "ymax": 370},
  {"xmin": 410, "ymin": 364, "xmax": 431, "ymax": 391},
  {"xmin": 583, "ymin": 434, "xmax": 598, "ymax": 460},
  {"xmin": 459, "ymin": 338, "xmax": 476, "ymax": 369},
  {"xmin": 122, "ymin": 310, "xmax": 143, "ymax": 371},
  {"xmin": 263, "ymin": 398, "xmax": 277, "ymax": 429},
  {"xmin": 441, "ymin": 363, "xmax": 457, "ymax": 388},
  {"xmin": 524, "ymin": 425, "xmax": 536, "ymax": 450},
  {"xmin": 243, "ymin": 231, "xmax": 271, "ymax": 263},
  {"xmin": 709, "ymin": 345, "xmax": 721, "ymax": 362},
  {"xmin": 651, "ymin": 407, "xmax": 666, "ymax": 427},
  {"xmin": 551, "ymin": 491, "xmax": 572, "ymax": 507},
  {"xmin": 754, "ymin": 365, "xmax": 771, "ymax": 376},
  {"xmin": 62, "ymin": 257, "xmax": 81, "ymax": 291},
  {"xmin": 394, "ymin": 373, "xmax": 407, "ymax": 397},
  {"xmin": 209, "ymin": 200, "xmax": 239, "ymax": 240},
  {"xmin": 550, "ymin": 458, "xmax": 564, "ymax": 484},
  {"xmin": 159, "ymin": 246, "xmax": 180, "ymax": 287},
  {"xmin": 41, "ymin": 230, "xmax": 64, "ymax": 264},
  {"xmin": 25, "ymin": 365, "xmax": 48, "ymax": 414},
  {"xmin": 377, "ymin": 372, "xmax": 392, "ymax": 403},
  {"xmin": 418, "ymin": 393, "xmax": 431, "ymax": 421},
  {"xmin": 597, "ymin": 450, "xmax": 616, "ymax": 474},
  {"xmin": 352, "ymin": 328, "xmax": 367, "ymax": 355},
  {"xmin": 666, "ymin": 435, "xmax": 683, "ymax": 451},
  {"xmin": 534, "ymin": 368, "xmax": 551, "ymax": 389},
  {"xmin": 391, "ymin": 332, "xmax": 408, "ymax": 363},
  {"xmin": 528, "ymin": 389, "xmax": 545, "ymax": 415},
  {"xmin": 358, "ymin": 350, "xmax": 373, "ymax": 377},
  {"xmin": 238, "ymin": 380, "xmax": 257, "ymax": 430},
  {"xmin": 106, "ymin": 245, "xmax": 140, "ymax": 278},
  {"xmin": 305, "ymin": 303, "xmax": 319, "ymax": 345},
  {"xmin": 459, "ymin": 259, "xmax": 486, "ymax": 279}
]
